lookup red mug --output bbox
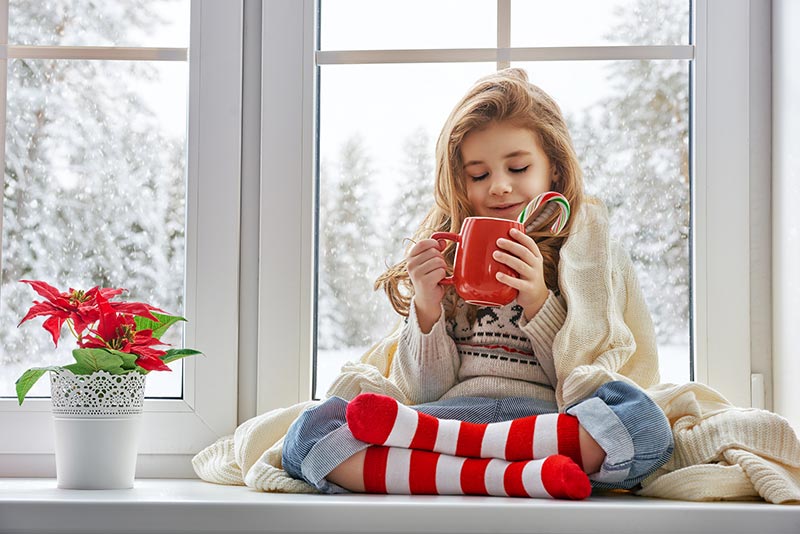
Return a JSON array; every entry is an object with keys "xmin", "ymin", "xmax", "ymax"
[{"xmin": 431, "ymin": 217, "xmax": 524, "ymax": 307}]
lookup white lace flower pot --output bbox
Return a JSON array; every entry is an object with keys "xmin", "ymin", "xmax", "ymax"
[{"xmin": 50, "ymin": 369, "xmax": 146, "ymax": 489}]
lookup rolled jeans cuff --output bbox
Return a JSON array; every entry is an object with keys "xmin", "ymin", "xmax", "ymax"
[
  {"xmin": 567, "ymin": 396, "xmax": 634, "ymax": 484},
  {"xmin": 300, "ymin": 423, "xmax": 369, "ymax": 493}
]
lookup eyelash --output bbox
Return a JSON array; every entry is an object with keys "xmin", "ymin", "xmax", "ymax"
[{"xmin": 470, "ymin": 166, "xmax": 530, "ymax": 181}]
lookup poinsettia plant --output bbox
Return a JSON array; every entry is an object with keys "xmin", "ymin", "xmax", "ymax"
[{"xmin": 14, "ymin": 280, "xmax": 202, "ymax": 405}]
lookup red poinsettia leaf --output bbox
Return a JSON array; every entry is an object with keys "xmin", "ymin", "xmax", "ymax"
[
  {"xmin": 77, "ymin": 336, "xmax": 107, "ymax": 350},
  {"xmin": 41, "ymin": 314, "xmax": 67, "ymax": 347},
  {"xmin": 135, "ymin": 354, "xmax": 171, "ymax": 372},
  {"xmin": 17, "ymin": 301, "xmax": 63, "ymax": 327},
  {"xmin": 20, "ymin": 280, "xmax": 64, "ymax": 302},
  {"xmin": 95, "ymin": 287, "xmax": 125, "ymax": 299},
  {"xmin": 70, "ymin": 311, "xmax": 98, "ymax": 337},
  {"xmin": 111, "ymin": 302, "xmax": 162, "ymax": 321}
]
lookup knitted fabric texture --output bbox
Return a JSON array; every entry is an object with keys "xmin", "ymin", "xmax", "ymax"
[
  {"xmin": 392, "ymin": 287, "xmax": 566, "ymax": 405},
  {"xmin": 192, "ymin": 199, "xmax": 800, "ymax": 503},
  {"xmin": 448, "ymin": 299, "xmax": 553, "ymax": 387}
]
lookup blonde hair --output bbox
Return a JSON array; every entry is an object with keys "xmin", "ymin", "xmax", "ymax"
[{"xmin": 375, "ymin": 68, "xmax": 585, "ymax": 319}]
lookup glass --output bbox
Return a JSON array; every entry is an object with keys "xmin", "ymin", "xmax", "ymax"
[
  {"xmin": 514, "ymin": 59, "xmax": 691, "ymax": 384},
  {"xmin": 315, "ymin": 63, "xmax": 496, "ymax": 398},
  {"xmin": 510, "ymin": 0, "xmax": 690, "ymax": 47},
  {"xmin": 320, "ymin": 0, "xmax": 496, "ymax": 50},
  {"xmin": 0, "ymin": 59, "xmax": 188, "ymax": 399},
  {"xmin": 9, "ymin": 0, "xmax": 190, "ymax": 48}
]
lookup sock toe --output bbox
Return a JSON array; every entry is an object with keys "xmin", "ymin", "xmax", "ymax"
[
  {"xmin": 541, "ymin": 455, "xmax": 592, "ymax": 500},
  {"xmin": 346, "ymin": 393, "xmax": 399, "ymax": 444}
]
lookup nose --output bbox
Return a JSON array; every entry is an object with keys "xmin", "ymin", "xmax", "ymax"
[{"xmin": 488, "ymin": 174, "xmax": 512, "ymax": 196}]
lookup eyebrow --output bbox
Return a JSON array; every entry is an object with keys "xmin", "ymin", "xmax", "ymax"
[{"xmin": 463, "ymin": 150, "xmax": 533, "ymax": 167}]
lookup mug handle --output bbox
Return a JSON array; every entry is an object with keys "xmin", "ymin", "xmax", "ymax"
[{"xmin": 430, "ymin": 231, "xmax": 460, "ymax": 286}]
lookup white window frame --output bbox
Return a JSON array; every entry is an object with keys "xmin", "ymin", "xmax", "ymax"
[
  {"xmin": 257, "ymin": 0, "xmax": 766, "ymax": 414},
  {"xmin": 0, "ymin": 0, "xmax": 241, "ymax": 477}
]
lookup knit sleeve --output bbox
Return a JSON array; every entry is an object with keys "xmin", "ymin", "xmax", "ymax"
[
  {"xmin": 532, "ymin": 200, "xmax": 668, "ymax": 411},
  {"xmin": 555, "ymin": 233, "xmax": 661, "ymax": 408},
  {"xmin": 518, "ymin": 290, "xmax": 567, "ymax": 388},
  {"xmin": 389, "ymin": 298, "xmax": 460, "ymax": 405}
]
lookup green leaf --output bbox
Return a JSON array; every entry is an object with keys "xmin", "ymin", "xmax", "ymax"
[
  {"xmin": 62, "ymin": 363, "xmax": 95, "ymax": 375},
  {"xmin": 161, "ymin": 348, "xmax": 202, "ymax": 365},
  {"xmin": 71, "ymin": 348, "xmax": 124, "ymax": 372},
  {"xmin": 134, "ymin": 312, "xmax": 186, "ymax": 340},
  {"xmin": 108, "ymin": 349, "xmax": 139, "ymax": 370},
  {"xmin": 15, "ymin": 367, "xmax": 59, "ymax": 405}
]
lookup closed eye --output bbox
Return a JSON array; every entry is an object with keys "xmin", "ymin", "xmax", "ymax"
[
  {"xmin": 510, "ymin": 165, "xmax": 530, "ymax": 173},
  {"xmin": 470, "ymin": 172, "xmax": 489, "ymax": 181}
]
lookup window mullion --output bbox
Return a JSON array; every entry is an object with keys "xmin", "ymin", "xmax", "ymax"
[
  {"xmin": 4, "ymin": 45, "xmax": 187, "ymax": 61},
  {"xmin": 692, "ymin": 0, "xmax": 752, "ymax": 407},
  {"xmin": 497, "ymin": 0, "xmax": 510, "ymax": 69},
  {"xmin": 315, "ymin": 46, "xmax": 694, "ymax": 66}
]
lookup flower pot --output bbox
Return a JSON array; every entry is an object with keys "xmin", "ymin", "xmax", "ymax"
[{"xmin": 50, "ymin": 369, "xmax": 146, "ymax": 489}]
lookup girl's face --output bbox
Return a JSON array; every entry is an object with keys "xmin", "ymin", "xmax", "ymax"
[{"xmin": 461, "ymin": 121, "xmax": 554, "ymax": 221}]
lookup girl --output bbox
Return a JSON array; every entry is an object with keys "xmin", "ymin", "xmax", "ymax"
[{"xmin": 282, "ymin": 68, "xmax": 673, "ymax": 500}]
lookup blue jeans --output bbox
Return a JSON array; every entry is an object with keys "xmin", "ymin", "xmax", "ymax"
[{"xmin": 282, "ymin": 381, "xmax": 673, "ymax": 493}]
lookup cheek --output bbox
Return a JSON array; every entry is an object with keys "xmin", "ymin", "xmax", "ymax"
[{"xmin": 465, "ymin": 183, "xmax": 479, "ymax": 205}]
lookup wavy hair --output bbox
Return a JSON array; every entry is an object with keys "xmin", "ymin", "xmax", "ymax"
[{"xmin": 375, "ymin": 68, "xmax": 585, "ymax": 319}]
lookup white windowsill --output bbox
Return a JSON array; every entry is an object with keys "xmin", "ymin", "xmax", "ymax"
[{"xmin": 1, "ymin": 478, "xmax": 798, "ymax": 534}]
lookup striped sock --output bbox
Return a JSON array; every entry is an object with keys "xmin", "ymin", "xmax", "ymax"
[
  {"xmin": 362, "ymin": 447, "xmax": 591, "ymax": 500},
  {"xmin": 346, "ymin": 393, "xmax": 583, "ymax": 468}
]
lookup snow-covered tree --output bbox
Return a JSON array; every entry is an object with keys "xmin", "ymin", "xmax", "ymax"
[
  {"xmin": 317, "ymin": 135, "xmax": 387, "ymax": 349},
  {"xmin": 573, "ymin": 0, "xmax": 690, "ymax": 344},
  {"xmin": 386, "ymin": 127, "xmax": 435, "ymax": 266}
]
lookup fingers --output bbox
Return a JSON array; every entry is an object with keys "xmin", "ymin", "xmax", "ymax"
[
  {"xmin": 413, "ymin": 255, "xmax": 448, "ymax": 278},
  {"xmin": 493, "ymin": 250, "xmax": 532, "ymax": 278},
  {"xmin": 408, "ymin": 241, "xmax": 446, "ymax": 273},
  {"xmin": 496, "ymin": 230, "xmax": 540, "ymax": 264},
  {"xmin": 408, "ymin": 239, "xmax": 448, "ymax": 288},
  {"xmin": 408, "ymin": 238, "xmax": 445, "ymax": 258}
]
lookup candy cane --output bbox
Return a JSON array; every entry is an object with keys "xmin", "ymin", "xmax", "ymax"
[{"xmin": 517, "ymin": 192, "xmax": 571, "ymax": 235}]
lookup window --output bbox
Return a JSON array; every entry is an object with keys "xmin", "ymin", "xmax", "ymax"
[
  {"xmin": 0, "ymin": 0, "xmax": 240, "ymax": 475},
  {"xmin": 1, "ymin": 0, "xmax": 769, "ymax": 477},
  {"xmin": 257, "ymin": 0, "xmax": 760, "ymax": 413}
]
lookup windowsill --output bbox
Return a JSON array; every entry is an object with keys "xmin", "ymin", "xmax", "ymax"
[{"xmin": 1, "ymin": 478, "xmax": 798, "ymax": 534}]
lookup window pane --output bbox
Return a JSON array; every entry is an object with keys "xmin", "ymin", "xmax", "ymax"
[
  {"xmin": 316, "ymin": 59, "xmax": 691, "ymax": 395},
  {"xmin": 513, "ymin": 59, "xmax": 690, "ymax": 384},
  {"xmin": 320, "ymin": 0, "xmax": 497, "ymax": 50},
  {"xmin": 9, "ymin": 0, "xmax": 190, "ymax": 47},
  {"xmin": 511, "ymin": 0, "xmax": 690, "ymax": 47},
  {"xmin": 315, "ymin": 63, "xmax": 496, "ymax": 398},
  {"xmin": 0, "ymin": 59, "xmax": 188, "ymax": 399}
]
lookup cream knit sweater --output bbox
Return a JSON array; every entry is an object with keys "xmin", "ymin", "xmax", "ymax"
[{"xmin": 192, "ymin": 200, "xmax": 800, "ymax": 503}]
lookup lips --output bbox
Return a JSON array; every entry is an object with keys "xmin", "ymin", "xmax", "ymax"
[{"xmin": 487, "ymin": 202, "xmax": 524, "ymax": 217}]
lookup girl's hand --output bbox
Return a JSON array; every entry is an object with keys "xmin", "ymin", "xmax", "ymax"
[
  {"xmin": 407, "ymin": 238, "xmax": 448, "ymax": 333},
  {"xmin": 493, "ymin": 228, "xmax": 549, "ymax": 321}
]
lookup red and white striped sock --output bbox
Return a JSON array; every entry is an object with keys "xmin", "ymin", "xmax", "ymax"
[
  {"xmin": 362, "ymin": 447, "xmax": 591, "ymax": 500},
  {"xmin": 346, "ymin": 393, "xmax": 583, "ymax": 468}
]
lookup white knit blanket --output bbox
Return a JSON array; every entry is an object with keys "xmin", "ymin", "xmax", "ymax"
[{"xmin": 192, "ymin": 201, "xmax": 800, "ymax": 503}]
